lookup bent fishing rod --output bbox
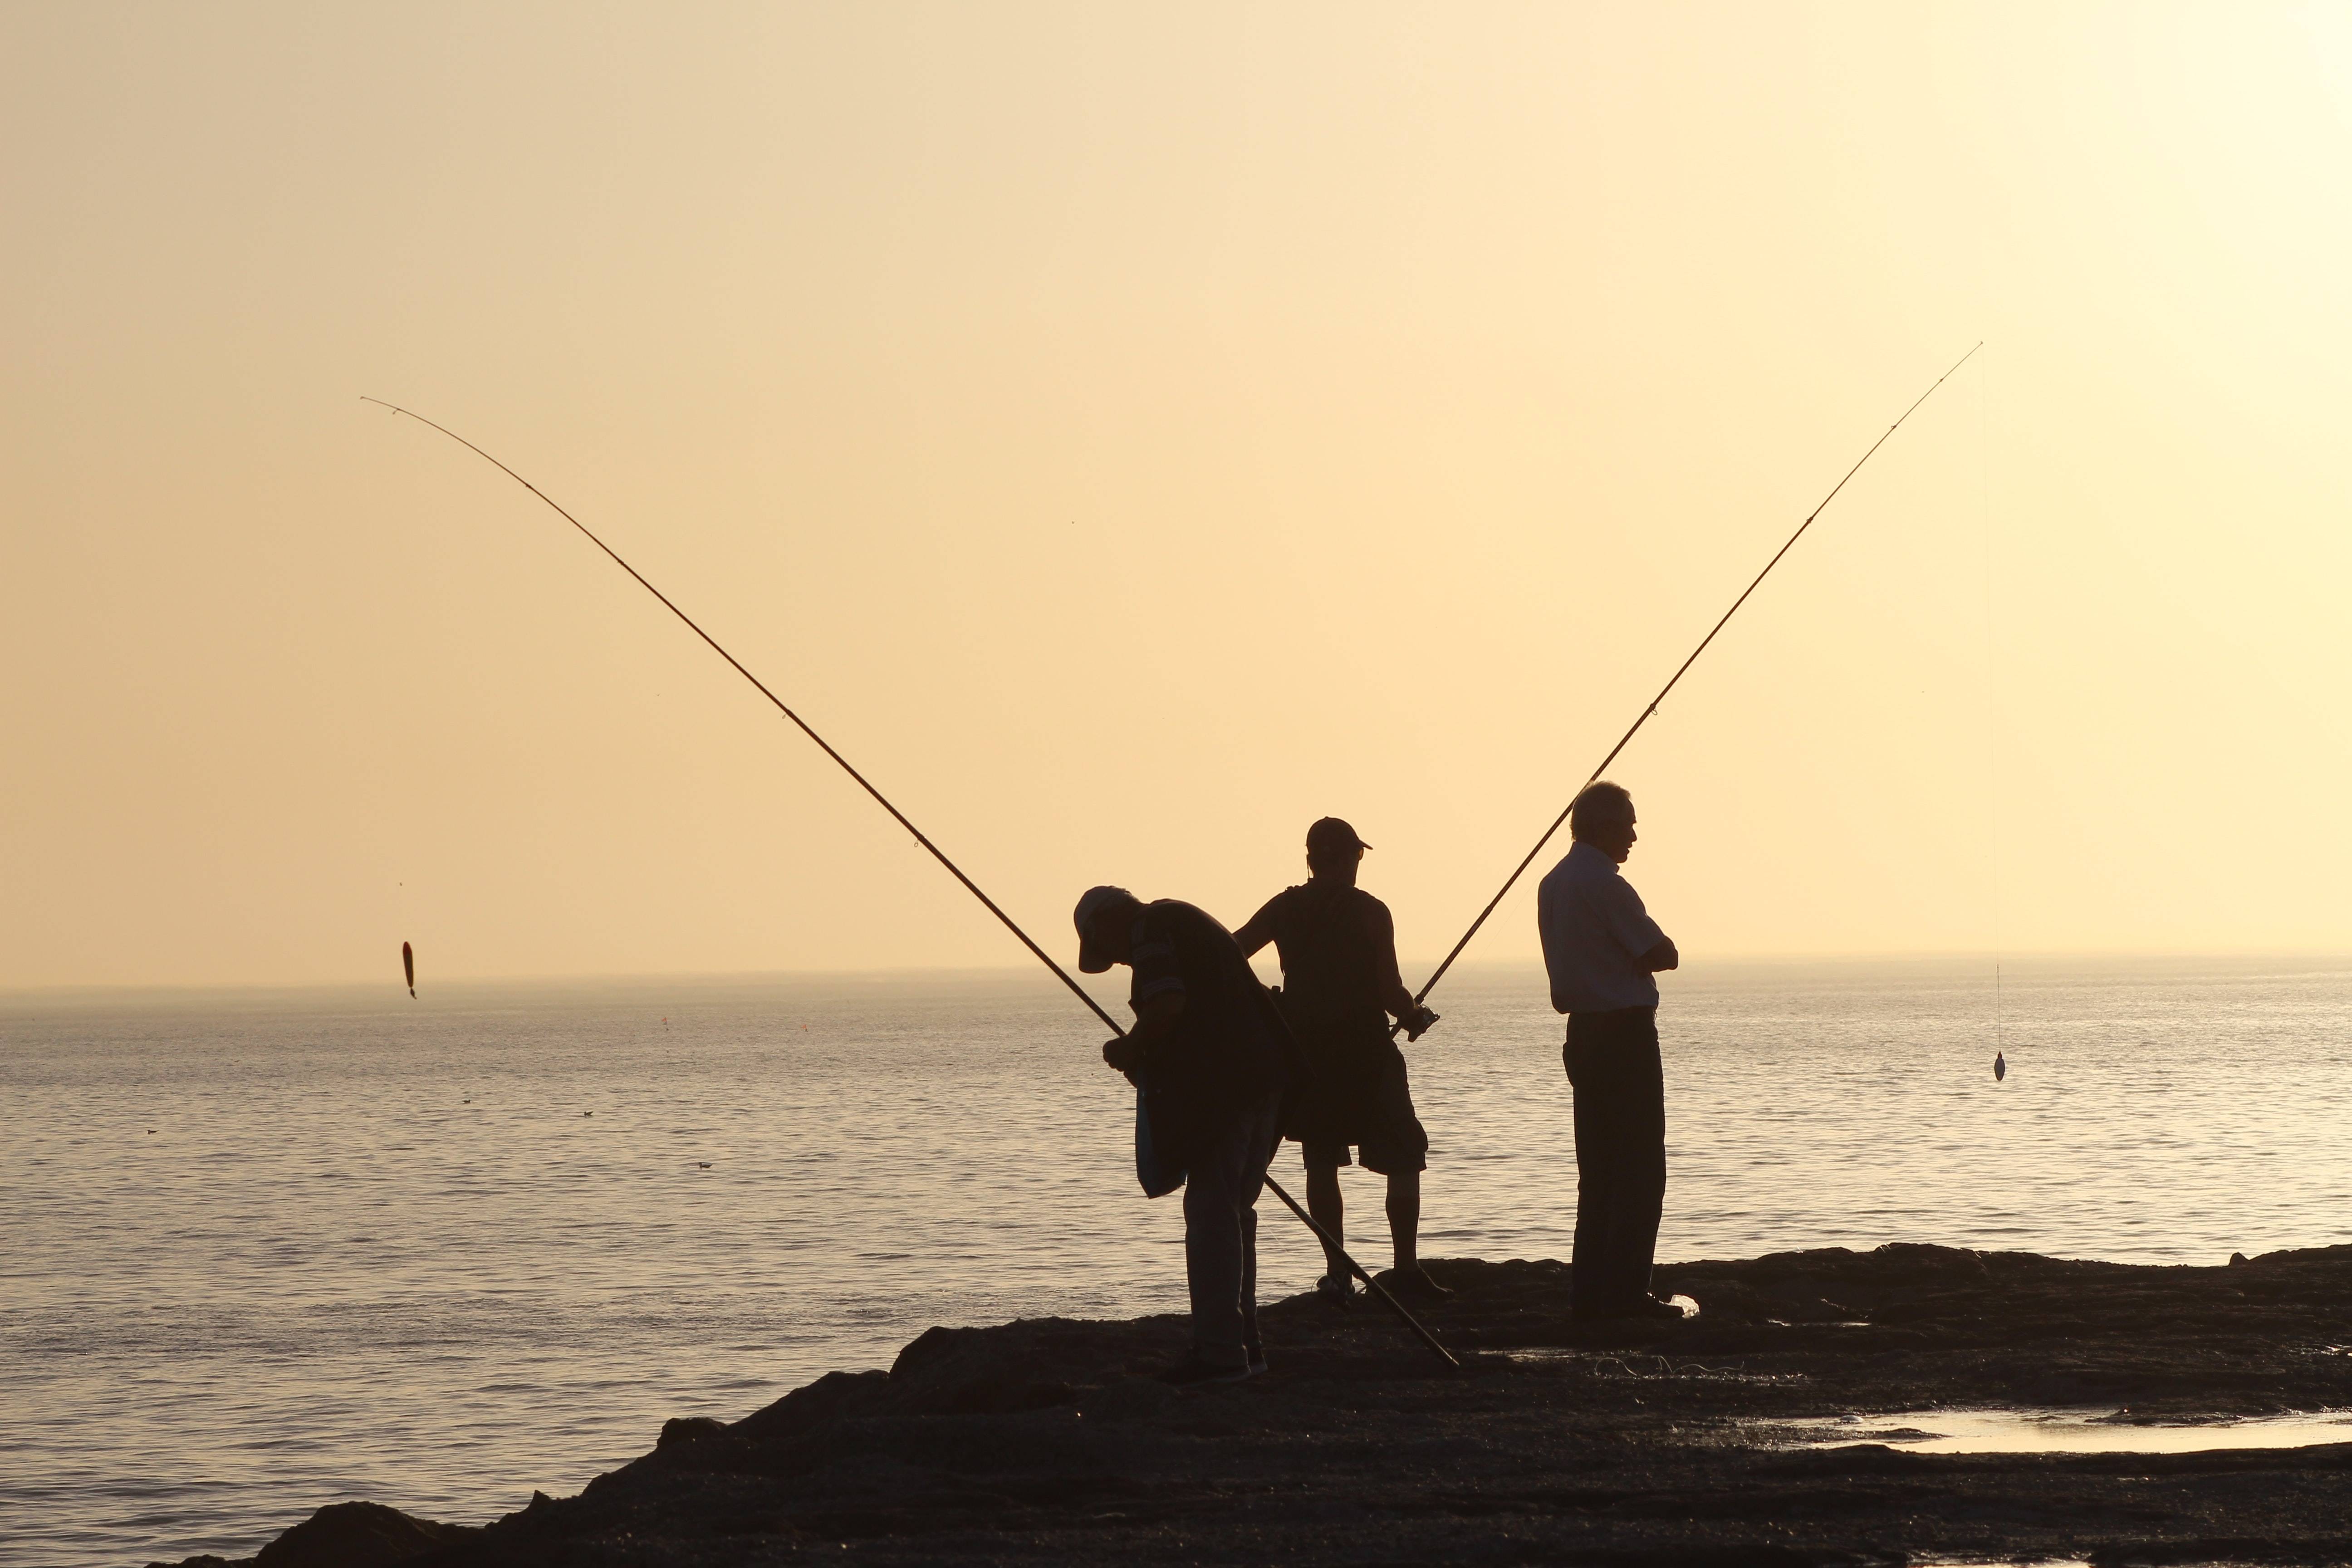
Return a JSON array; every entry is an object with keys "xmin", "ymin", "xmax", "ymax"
[
  {"xmin": 363, "ymin": 396, "xmax": 1459, "ymax": 1370},
  {"xmin": 1402, "ymin": 343, "xmax": 1982, "ymax": 1020}
]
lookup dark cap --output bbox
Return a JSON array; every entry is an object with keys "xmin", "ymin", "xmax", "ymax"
[
  {"xmin": 1073, "ymin": 885, "xmax": 1140, "ymax": 973},
  {"xmin": 1305, "ymin": 817, "xmax": 1371, "ymax": 855}
]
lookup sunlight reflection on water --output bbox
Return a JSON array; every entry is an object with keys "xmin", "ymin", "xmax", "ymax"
[{"xmin": 5, "ymin": 956, "xmax": 2351, "ymax": 1565}]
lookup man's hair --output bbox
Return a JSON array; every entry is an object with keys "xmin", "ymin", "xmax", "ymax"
[{"xmin": 1569, "ymin": 781, "xmax": 1634, "ymax": 839}]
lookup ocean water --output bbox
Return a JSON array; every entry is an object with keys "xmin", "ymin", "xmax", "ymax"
[{"xmin": 5, "ymin": 956, "xmax": 2351, "ymax": 1568}]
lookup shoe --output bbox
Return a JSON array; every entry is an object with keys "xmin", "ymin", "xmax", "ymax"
[
  {"xmin": 1316, "ymin": 1273, "xmax": 1363, "ymax": 1309},
  {"xmin": 1379, "ymin": 1264, "xmax": 1454, "ymax": 1299},
  {"xmin": 1572, "ymin": 1294, "xmax": 1688, "ymax": 1324},
  {"xmin": 1157, "ymin": 1349, "xmax": 1252, "ymax": 1386},
  {"xmin": 1246, "ymin": 1345, "xmax": 1268, "ymax": 1377}
]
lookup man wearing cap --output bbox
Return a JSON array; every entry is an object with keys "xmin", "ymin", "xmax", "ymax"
[
  {"xmin": 1233, "ymin": 818, "xmax": 1445, "ymax": 1303},
  {"xmin": 1075, "ymin": 885, "xmax": 1297, "ymax": 1384},
  {"xmin": 1536, "ymin": 781, "xmax": 1684, "ymax": 1324}
]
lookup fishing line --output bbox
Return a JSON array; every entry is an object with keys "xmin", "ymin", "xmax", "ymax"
[
  {"xmin": 363, "ymin": 396, "xmax": 1458, "ymax": 1367},
  {"xmin": 1403, "ymin": 344, "xmax": 1984, "ymax": 1015},
  {"xmin": 1983, "ymin": 349, "xmax": 2004, "ymax": 1076}
]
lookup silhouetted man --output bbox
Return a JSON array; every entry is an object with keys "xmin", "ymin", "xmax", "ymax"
[
  {"xmin": 1077, "ymin": 885, "xmax": 1297, "ymax": 1383},
  {"xmin": 1234, "ymin": 818, "xmax": 1444, "ymax": 1303},
  {"xmin": 1536, "ymin": 782, "xmax": 1683, "ymax": 1323}
]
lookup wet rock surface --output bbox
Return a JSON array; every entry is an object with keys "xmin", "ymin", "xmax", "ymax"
[{"xmin": 160, "ymin": 1244, "xmax": 2352, "ymax": 1566}]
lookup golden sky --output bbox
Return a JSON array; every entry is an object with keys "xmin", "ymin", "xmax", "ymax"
[{"xmin": 6, "ymin": 3, "xmax": 2351, "ymax": 988}]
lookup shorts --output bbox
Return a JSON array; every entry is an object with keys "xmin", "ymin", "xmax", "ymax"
[{"xmin": 1298, "ymin": 1040, "xmax": 1429, "ymax": 1176}]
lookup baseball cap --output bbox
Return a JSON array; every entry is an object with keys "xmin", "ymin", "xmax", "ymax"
[{"xmin": 1305, "ymin": 817, "xmax": 1371, "ymax": 855}]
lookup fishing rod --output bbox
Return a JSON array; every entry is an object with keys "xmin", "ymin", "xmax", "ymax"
[
  {"xmin": 1403, "ymin": 343, "xmax": 1982, "ymax": 1017},
  {"xmin": 363, "ymin": 396, "xmax": 1459, "ymax": 1370}
]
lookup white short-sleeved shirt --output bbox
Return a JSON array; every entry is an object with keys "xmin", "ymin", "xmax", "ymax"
[{"xmin": 1536, "ymin": 840, "xmax": 1667, "ymax": 1014}]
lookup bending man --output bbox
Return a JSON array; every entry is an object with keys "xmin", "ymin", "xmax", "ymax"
[
  {"xmin": 1234, "ymin": 817, "xmax": 1444, "ymax": 1303},
  {"xmin": 1535, "ymin": 783, "xmax": 1683, "ymax": 1324},
  {"xmin": 1077, "ymin": 885, "xmax": 1297, "ymax": 1383}
]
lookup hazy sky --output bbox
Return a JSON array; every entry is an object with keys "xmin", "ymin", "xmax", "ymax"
[{"xmin": 7, "ymin": 3, "xmax": 2352, "ymax": 989}]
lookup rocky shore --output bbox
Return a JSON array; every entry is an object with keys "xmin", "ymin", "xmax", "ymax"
[{"xmin": 163, "ymin": 1243, "xmax": 2352, "ymax": 1567}]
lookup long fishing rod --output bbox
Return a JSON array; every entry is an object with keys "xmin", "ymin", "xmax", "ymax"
[
  {"xmin": 363, "ymin": 396, "xmax": 1458, "ymax": 1370},
  {"xmin": 1405, "ymin": 343, "xmax": 1982, "ymax": 1016}
]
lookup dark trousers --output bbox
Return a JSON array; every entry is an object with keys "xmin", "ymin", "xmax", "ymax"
[
  {"xmin": 1182, "ymin": 1092, "xmax": 1283, "ymax": 1359},
  {"xmin": 1564, "ymin": 1007, "xmax": 1666, "ymax": 1317}
]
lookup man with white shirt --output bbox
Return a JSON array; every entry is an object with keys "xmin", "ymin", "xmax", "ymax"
[{"xmin": 1535, "ymin": 781, "xmax": 1683, "ymax": 1323}]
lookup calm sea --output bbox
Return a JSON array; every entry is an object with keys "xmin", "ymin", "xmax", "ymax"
[{"xmin": 5, "ymin": 957, "xmax": 2350, "ymax": 1568}]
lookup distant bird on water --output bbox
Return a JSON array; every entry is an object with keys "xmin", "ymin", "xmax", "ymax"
[
  {"xmin": 697, "ymin": 1162, "xmax": 712, "ymax": 1169},
  {"xmin": 1994, "ymin": 1051, "xmax": 2007, "ymax": 1081},
  {"xmin": 402, "ymin": 941, "xmax": 416, "ymax": 999}
]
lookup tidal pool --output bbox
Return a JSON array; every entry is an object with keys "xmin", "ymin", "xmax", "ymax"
[{"xmin": 1782, "ymin": 1407, "xmax": 2352, "ymax": 1454}]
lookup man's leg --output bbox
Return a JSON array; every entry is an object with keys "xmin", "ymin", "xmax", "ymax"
[
  {"xmin": 1366, "ymin": 1050, "xmax": 1434, "ymax": 1279},
  {"xmin": 1304, "ymin": 1159, "xmax": 1347, "ymax": 1278},
  {"xmin": 1620, "ymin": 1012, "xmax": 1667, "ymax": 1303},
  {"xmin": 1566, "ymin": 1020, "xmax": 1635, "ymax": 1317},
  {"xmin": 1238, "ymin": 1191, "xmax": 1261, "ymax": 1359},
  {"xmin": 1386, "ymin": 1169, "xmax": 1421, "ymax": 1270},
  {"xmin": 1181, "ymin": 1095, "xmax": 1284, "ymax": 1364},
  {"xmin": 1236, "ymin": 1096, "xmax": 1278, "ymax": 1361},
  {"xmin": 1182, "ymin": 1116, "xmax": 1253, "ymax": 1363}
]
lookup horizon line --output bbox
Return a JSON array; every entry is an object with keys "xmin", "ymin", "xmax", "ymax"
[{"xmin": 12, "ymin": 946, "xmax": 2352, "ymax": 1003}]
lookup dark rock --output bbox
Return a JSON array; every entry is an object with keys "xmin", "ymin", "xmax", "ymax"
[
  {"xmin": 657, "ymin": 1416, "xmax": 729, "ymax": 1450},
  {"xmin": 152, "ymin": 1504, "xmax": 466, "ymax": 1568},
  {"xmin": 253, "ymin": 1501, "xmax": 466, "ymax": 1567},
  {"xmin": 194, "ymin": 1245, "xmax": 2352, "ymax": 1566}
]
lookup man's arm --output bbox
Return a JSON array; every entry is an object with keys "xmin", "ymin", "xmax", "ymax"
[
  {"xmin": 1536, "ymin": 871, "xmax": 1574, "ymax": 1014},
  {"xmin": 1104, "ymin": 916, "xmax": 1187, "ymax": 1074},
  {"xmin": 1366, "ymin": 900, "xmax": 1437, "ymax": 1039},
  {"xmin": 1104, "ymin": 990, "xmax": 1184, "ymax": 1073},
  {"xmin": 1230, "ymin": 893, "xmax": 1284, "ymax": 960},
  {"xmin": 1602, "ymin": 877, "xmax": 1674, "ymax": 976}
]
